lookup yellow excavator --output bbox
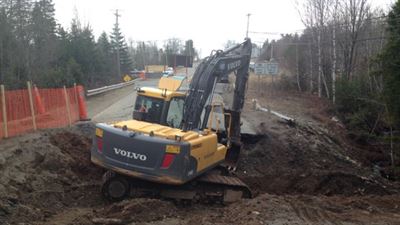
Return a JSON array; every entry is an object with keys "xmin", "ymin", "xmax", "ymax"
[{"xmin": 91, "ymin": 39, "xmax": 252, "ymax": 203}]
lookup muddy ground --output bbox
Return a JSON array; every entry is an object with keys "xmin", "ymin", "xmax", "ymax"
[{"xmin": 1, "ymin": 75, "xmax": 400, "ymax": 225}]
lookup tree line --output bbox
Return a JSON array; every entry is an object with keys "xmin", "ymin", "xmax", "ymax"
[
  {"xmin": 0, "ymin": 0, "xmax": 197, "ymax": 89},
  {"xmin": 258, "ymin": 0, "xmax": 399, "ymax": 176}
]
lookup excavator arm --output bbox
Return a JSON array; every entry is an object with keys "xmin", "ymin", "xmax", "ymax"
[{"xmin": 182, "ymin": 39, "xmax": 252, "ymax": 166}]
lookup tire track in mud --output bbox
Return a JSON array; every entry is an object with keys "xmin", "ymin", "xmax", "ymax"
[{"xmin": 288, "ymin": 199, "xmax": 342, "ymax": 225}]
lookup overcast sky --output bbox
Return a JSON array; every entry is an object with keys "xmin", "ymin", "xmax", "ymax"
[{"xmin": 53, "ymin": 0, "xmax": 394, "ymax": 57}]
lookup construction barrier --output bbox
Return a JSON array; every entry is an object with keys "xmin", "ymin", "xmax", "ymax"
[
  {"xmin": 139, "ymin": 71, "xmax": 146, "ymax": 80},
  {"xmin": 0, "ymin": 82, "xmax": 87, "ymax": 139},
  {"xmin": 75, "ymin": 85, "xmax": 88, "ymax": 120}
]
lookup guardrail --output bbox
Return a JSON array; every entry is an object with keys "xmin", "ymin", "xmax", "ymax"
[{"xmin": 86, "ymin": 79, "xmax": 137, "ymax": 97}]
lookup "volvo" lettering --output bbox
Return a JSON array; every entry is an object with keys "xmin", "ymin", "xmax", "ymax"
[
  {"xmin": 113, "ymin": 147, "xmax": 147, "ymax": 161},
  {"xmin": 227, "ymin": 60, "xmax": 241, "ymax": 70}
]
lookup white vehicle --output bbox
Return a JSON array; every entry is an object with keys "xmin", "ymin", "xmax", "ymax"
[{"xmin": 162, "ymin": 67, "xmax": 174, "ymax": 76}]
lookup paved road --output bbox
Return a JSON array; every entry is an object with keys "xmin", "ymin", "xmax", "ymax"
[{"xmin": 91, "ymin": 79, "xmax": 159, "ymax": 123}]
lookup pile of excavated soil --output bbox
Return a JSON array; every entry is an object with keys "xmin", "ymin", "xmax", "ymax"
[
  {"xmin": 237, "ymin": 111, "xmax": 398, "ymax": 197},
  {"xmin": 50, "ymin": 131, "xmax": 101, "ymax": 178},
  {"xmin": 0, "ymin": 123, "xmax": 104, "ymax": 224}
]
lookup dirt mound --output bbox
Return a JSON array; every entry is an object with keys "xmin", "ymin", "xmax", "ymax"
[
  {"xmin": 50, "ymin": 131, "xmax": 102, "ymax": 178},
  {"xmin": 0, "ymin": 123, "xmax": 104, "ymax": 224},
  {"xmin": 237, "ymin": 117, "xmax": 398, "ymax": 197}
]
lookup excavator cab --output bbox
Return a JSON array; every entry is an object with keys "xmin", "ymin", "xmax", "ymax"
[
  {"xmin": 132, "ymin": 75, "xmax": 228, "ymax": 132},
  {"xmin": 132, "ymin": 75, "xmax": 187, "ymax": 127}
]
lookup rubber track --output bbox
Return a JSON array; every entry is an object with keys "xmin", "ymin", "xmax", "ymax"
[{"xmin": 197, "ymin": 173, "xmax": 252, "ymax": 198}]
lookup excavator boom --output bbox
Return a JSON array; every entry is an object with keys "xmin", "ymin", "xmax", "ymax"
[{"xmin": 182, "ymin": 39, "xmax": 252, "ymax": 165}]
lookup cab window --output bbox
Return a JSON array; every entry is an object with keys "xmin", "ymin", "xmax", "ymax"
[
  {"xmin": 166, "ymin": 97, "xmax": 184, "ymax": 128},
  {"xmin": 134, "ymin": 95, "xmax": 164, "ymax": 123}
]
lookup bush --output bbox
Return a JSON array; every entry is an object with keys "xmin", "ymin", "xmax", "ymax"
[
  {"xmin": 335, "ymin": 79, "xmax": 386, "ymax": 139},
  {"xmin": 278, "ymin": 73, "xmax": 298, "ymax": 90}
]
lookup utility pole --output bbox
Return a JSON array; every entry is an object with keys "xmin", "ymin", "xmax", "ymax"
[
  {"xmin": 141, "ymin": 42, "xmax": 146, "ymax": 70},
  {"xmin": 165, "ymin": 44, "xmax": 168, "ymax": 70},
  {"xmin": 270, "ymin": 43, "xmax": 274, "ymax": 60},
  {"xmin": 114, "ymin": 9, "xmax": 121, "ymax": 78},
  {"xmin": 246, "ymin": 13, "xmax": 251, "ymax": 38}
]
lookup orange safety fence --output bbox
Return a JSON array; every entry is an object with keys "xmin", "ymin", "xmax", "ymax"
[{"xmin": 0, "ymin": 84, "xmax": 87, "ymax": 139}]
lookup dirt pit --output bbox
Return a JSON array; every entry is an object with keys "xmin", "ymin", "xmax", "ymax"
[{"xmin": 1, "ymin": 90, "xmax": 400, "ymax": 224}]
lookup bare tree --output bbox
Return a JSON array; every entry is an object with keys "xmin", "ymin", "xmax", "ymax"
[
  {"xmin": 331, "ymin": 0, "xmax": 339, "ymax": 103},
  {"xmin": 297, "ymin": 0, "xmax": 332, "ymax": 98},
  {"xmin": 340, "ymin": 0, "xmax": 370, "ymax": 81}
]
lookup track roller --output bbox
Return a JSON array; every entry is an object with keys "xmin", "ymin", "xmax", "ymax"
[{"xmin": 101, "ymin": 170, "xmax": 130, "ymax": 201}]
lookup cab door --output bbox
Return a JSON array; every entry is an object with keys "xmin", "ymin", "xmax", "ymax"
[{"xmin": 165, "ymin": 97, "xmax": 185, "ymax": 128}]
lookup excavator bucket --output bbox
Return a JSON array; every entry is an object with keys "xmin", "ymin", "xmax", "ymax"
[
  {"xmin": 223, "ymin": 110, "xmax": 243, "ymax": 168},
  {"xmin": 225, "ymin": 141, "xmax": 242, "ymax": 169}
]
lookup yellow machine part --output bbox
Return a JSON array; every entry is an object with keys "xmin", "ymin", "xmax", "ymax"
[
  {"xmin": 138, "ymin": 87, "xmax": 185, "ymax": 101},
  {"xmin": 188, "ymin": 134, "xmax": 227, "ymax": 172},
  {"xmin": 112, "ymin": 120, "xmax": 227, "ymax": 173},
  {"xmin": 113, "ymin": 120, "xmax": 200, "ymax": 141},
  {"xmin": 158, "ymin": 75, "xmax": 186, "ymax": 91}
]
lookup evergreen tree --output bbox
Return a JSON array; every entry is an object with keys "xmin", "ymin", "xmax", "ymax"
[
  {"xmin": 380, "ymin": 0, "xmax": 400, "ymax": 126},
  {"xmin": 96, "ymin": 32, "xmax": 113, "ymax": 78},
  {"xmin": 8, "ymin": 0, "xmax": 32, "ymax": 87},
  {"xmin": 110, "ymin": 12, "xmax": 132, "ymax": 77},
  {"xmin": 66, "ymin": 17, "xmax": 100, "ymax": 86},
  {"xmin": 30, "ymin": 0, "xmax": 58, "ymax": 84},
  {"xmin": 184, "ymin": 39, "xmax": 197, "ymax": 62},
  {"xmin": 184, "ymin": 39, "xmax": 195, "ymax": 56},
  {"xmin": 0, "ymin": 7, "xmax": 15, "ymax": 83}
]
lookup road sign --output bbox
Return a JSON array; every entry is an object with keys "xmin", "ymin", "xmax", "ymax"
[{"xmin": 254, "ymin": 62, "xmax": 279, "ymax": 75}]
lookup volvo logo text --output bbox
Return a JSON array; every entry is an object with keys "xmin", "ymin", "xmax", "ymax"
[
  {"xmin": 113, "ymin": 147, "xmax": 147, "ymax": 161},
  {"xmin": 227, "ymin": 60, "xmax": 241, "ymax": 70}
]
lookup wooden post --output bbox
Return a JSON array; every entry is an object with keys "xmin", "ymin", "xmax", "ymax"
[
  {"xmin": 27, "ymin": 81, "xmax": 37, "ymax": 131},
  {"xmin": 63, "ymin": 85, "xmax": 72, "ymax": 126},
  {"xmin": 1, "ymin": 85, "xmax": 8, "ymax": 138},
  {"xmin": 271, "ymin": 75, "xmax": 275, "ymax": 96},
  {"xmin": 73, "ymin": 83, "xmax": 79, "ymax": 118}
]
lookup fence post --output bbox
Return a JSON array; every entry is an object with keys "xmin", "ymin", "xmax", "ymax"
[
  {"xmin": 73, "ymin": 83, "xmax": 79, "ymax": 118},
  {"xmin": 1, "ymin": 85, "xmax": 8, "ymax": 138},
  {"xmin": 63, "ymin": 85, "xmax": 72, "ymax": 126},
  {"xmin": 27, "ymin": 81, "xmax": 37, "ymax": 131},
  {"xmin": 74, "ymin": 83, "xmax": 79, "ymax": 108}
]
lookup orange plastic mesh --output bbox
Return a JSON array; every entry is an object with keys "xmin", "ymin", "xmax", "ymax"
[{"xmin": 0, "ymin": 86, "xmax": 82, "ymax": 139}]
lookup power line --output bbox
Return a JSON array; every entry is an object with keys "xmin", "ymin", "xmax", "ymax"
[
  {"xmin": 254, "ymin": 35, "xmax": 389, "ymax": 48},
  {"xmin": 249, "ymin": 14, "xmax": 397, "ymax": 37}
]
